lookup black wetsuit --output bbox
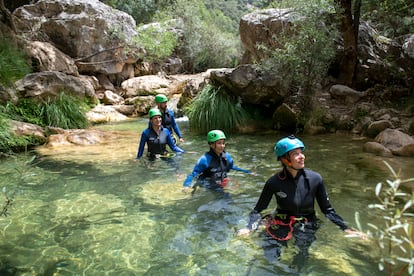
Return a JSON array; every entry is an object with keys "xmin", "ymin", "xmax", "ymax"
[{"xmin": 247, "ymin": 168, "xmax": 349, "ymax": 269}]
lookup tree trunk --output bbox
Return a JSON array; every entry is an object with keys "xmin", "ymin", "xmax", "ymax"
[
  {"xmin": 334, "ymin": 0, "xmax": 361, "ymax": 88},
  {"xmin": 0, "ymin": 0, "xmax": 17, "ymax": 33}
]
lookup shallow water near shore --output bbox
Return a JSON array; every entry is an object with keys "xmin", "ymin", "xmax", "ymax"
[{"xmin": 1, "ymin": 118, "xmax": 413, "ymax": 275}]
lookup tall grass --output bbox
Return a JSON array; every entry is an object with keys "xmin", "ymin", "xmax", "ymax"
[
  {"xmin": 185, "ymin": 84, "xmax": 248, "ymax": 133},
  {"xmin": 0, "ymin": 36, "xmax": 31, "ymax": 87},
  {"xmin": 0, "ymin": 92, "xmax": 90, "ymax": 153},
  {"xmin": 41, "ymin": 93, "xmax": 89, "ymax": 129}
]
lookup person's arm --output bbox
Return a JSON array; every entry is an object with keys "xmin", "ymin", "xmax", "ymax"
[
  {"xmin": 226, "ymin": 153, "xmax": 251, "ymax": 174},
  {"xmin": 169, "ymin": 110, "xmax": 183, "ymax": 139},
  {"xmin": 136, "ymin": 131, "xmax": 148, "ymax": 159},
  {"xmin": 238, "ymin": 180, "xmax": 274, "ymax": 236},
  {"xmin": 183, "ymin": 155, "xmax": 209, "ymax": 188},
  {"xmin": 315, "ymin": 179, "xmax": 349, "ymax": 230},
  {"xmin": 166, "ymin": 129, "xmax": 184, "ymax": 153},
  {"xmin": 316, "ymin": 178, "xmax": 366, "ymax": 239}
]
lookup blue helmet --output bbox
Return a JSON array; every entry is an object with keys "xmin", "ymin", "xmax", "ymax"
[{"xmin": 274, "ymin": 135, "xmax": 305, "ymax": 160}]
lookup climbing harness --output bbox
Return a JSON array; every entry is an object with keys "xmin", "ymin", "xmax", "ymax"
[{"xmin": 264, "ymin": 215, "xmax": 308, "ymax": 241}]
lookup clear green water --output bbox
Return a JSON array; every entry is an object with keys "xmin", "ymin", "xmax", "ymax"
[{"xmin": 1, "ymin": 118, "xmax": 413, "ymax": 275}]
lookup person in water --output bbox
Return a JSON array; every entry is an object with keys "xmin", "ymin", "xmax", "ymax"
[
  {"xmin": 136, "ymin": 108, "xmax": 184, "ymax": 160},
  {"xmin": 237, "ymin": 135, "xmax": 366, "ymax": 270},
  {"xmin": 155, "ymin": 94, "xmax": 184, "ymax": 145},
  {"xmin": 182, "ymin": 130, "xmax": 252, "ymax": 193}
]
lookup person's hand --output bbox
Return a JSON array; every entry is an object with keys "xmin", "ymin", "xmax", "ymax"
[
  {"xmin": 344, "ymin": 228, "xmax": 367, "ymax": 240},
  {"xmin": 237, "ymin": 228, "xmax": 251, "ymax": 236},
  {"xmin": 182, "ymin": 186, "xmax": 191, "ymax": 193},
  {"xmin": 179, "ymin": 137, "xmax": 184, "ymax": 143}
]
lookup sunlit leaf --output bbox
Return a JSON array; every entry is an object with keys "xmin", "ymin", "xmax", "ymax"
[{"xmin": 375, "ymin": 182, "xmax": 382, "ymax": 196}]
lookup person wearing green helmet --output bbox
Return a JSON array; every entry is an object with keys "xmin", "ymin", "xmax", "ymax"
[
  {"xmin": 136, "ymin": 108, "xmax": 184, "ymax": 160},
  {"xmin": 154, "ymin": 94, "xmax": 184, "ymax": 145},
  {"xmin": 182, "ymin": 130, "xmax": 253, "ymax": 193},
  {"xmin": 237, "ymin": 135, "xmax": 366, "ymax": 271}
]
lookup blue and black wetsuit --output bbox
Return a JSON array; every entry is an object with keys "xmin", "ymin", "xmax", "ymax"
[
  {"xmin": 246, "ymin": 168, "xmax": 349, "ymax": 268},
  {"xmin": 183, "ymin": 149, "xmax": 250, "ymax": 190},
  {"xmin": 162, "ymin": 109, "xmax": 183, "ymax": 142},
  {"xmin": 136, "ymin": 126, "xmax": 184, "ymax": 159}
]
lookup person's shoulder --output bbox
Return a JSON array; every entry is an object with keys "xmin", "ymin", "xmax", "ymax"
[{"xmin": 304, "ymin": 168, "xmax": 322, "ymax": 179}]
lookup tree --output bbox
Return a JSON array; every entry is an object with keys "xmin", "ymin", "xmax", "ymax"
[
  {"xmin": 334, "ymin": 0, "xmax": 361, "ymax": 88},
  {"xmin": 0, "ymin": 0, "xmax": 16, "ymax": 33}
]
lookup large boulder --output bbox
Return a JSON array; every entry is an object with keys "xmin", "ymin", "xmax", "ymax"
[
  {"xmin": 209, "ymin": 65, "xmax": 286, "ymax": 106},
  {"xmin": 13, "ymin": 0, "xmax": 139, "ymax": 75},
  {"xmin": 374, "ymin": 128, "xmax": 414, "ymax": 157},
  {"xmin": 25, "ymin": 41, "xmax": 79, "ymax": 75},
  {"xmin": 14, "ymin": 71, "xmax": 98, "ymax": 101},
  {"xmin": 239, "ymin": 8, "xmax": 300, "ymax": 64}
]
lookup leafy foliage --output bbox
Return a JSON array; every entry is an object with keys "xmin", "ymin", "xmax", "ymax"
[
  {"xmin": 363, "ymin": 0, "xmax": 414, "ymax": 37},
  {"xmin": 133, "ymin": 23, "xmax": 178, "ymax": 61},
  {"xmin": 356, "ymin": 161, "xmax": 414, "ymax": 275},
  {"xmin": 0, "ymin": 36, "xmax": 31, "ymax": 87},
  {"xmin": 161, "ymin": 0, "xmax": 242, "ymax": 72},
  {"xmin": 184, "ymin": 84, "xmax": 248, "ymax": 133}
]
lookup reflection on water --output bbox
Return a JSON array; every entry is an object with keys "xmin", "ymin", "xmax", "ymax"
[{"xmin": 1, "ymin": 118, "xmax": 413, "ymax": 275}]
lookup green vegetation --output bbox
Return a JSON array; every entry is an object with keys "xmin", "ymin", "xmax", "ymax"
[
  {"xmin": 2, "ymin": 93, "xmax": 89, "ymax": 129},
  {"xmin": 0, "ymin": 36, "xmax": 31, "ymax": 87},
  {"xmin": 161, "ymin": 0, "xmax": 241, "ymax": 72},
  {"xmin": 133, "ymin": 23, "xmax": 178, "ymax": 61},
  {"xmin": 356, "ymin": 161, "xmax": 414, "ymax": 275},
  {"xmin": 184, "ymin": 84, "xmax": 248, "ymax": 133},
  {"xmin": 257, "ymin": 1, "xmax": 337, "ymax": 114},
  {"xmin": 363, "ymin": 0, "xmax": 414, "ymax": 37},
  {"xmin": 0, "ymin": 93, "xmax": 90, "ymax": 153},
  {"xmin": 0, "ymin": 115, "xmax": 42, "ymax": 155}
]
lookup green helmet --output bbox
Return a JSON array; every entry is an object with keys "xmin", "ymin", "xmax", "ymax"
[
  {"xmin": 274, "ymin": 135, "xmax": 305, "ymax": 160},
  {"xmin": 207, "ymin": 130, "xmax": 226, "ymax": 143},
  {"xmin": 148, "ymin": 108, "xmax": 162, "ymax": 119},
  {"xmin": 155, "ymin": 94, "xmax": 168, "ymax": 103}
]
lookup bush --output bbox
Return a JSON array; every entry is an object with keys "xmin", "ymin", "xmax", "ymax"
[
  {"xmin": 133, "ymin": 23, "xmax": 178, "ymax": 61},
  {"xmin": 184, "ymin": 84, "xmax": 248, "ymax": 133},
  {"xmin": 0, "ymin": 36, "xmax": 31, "ymax": 87},
  {"xmin": 356, "ymin": 161, "xmax": 414, "ymax": 275}
]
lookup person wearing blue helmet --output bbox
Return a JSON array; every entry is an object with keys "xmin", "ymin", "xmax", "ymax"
[
  {"xmin": 136, "ymin": 108, "xmax": 184, "ymax": 160},
  {"xmin": 237, "ymin": 135, "xmax": 366, "ymax": 271}
]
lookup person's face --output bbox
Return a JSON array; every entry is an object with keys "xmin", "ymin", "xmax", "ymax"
[
  {"xmin": 210, "ymin": 139, "xmax": 225, "ymax": 155},
  {"xmin": 287, "ymin": 148, "xmax": 305, "ymax": 169},
  {"xmin": 151, "ymin": 115, "xmax": 162, "ymax": 126},
  {"xmin": 157, "ymin": 102, "xmax": 167, "ymax": 111}
]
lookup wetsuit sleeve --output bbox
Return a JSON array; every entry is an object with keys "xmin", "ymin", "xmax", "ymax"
[
  {"xmin": 170, "ymin": 110, "xmax": 183, "ymax": 138},
  {"xmin": 183, "ymin": 155, "xmax": 209, "ymax": 187},
  {"xmin": 246, "ymin": 180, "xmax": 275, "ymax": 230},
  {"xmin": 247, "ymin": 210, "xmax": 262, "ymax": 231},
  {"xmin": 166, "ymin": 129, "xmax": 184, "ymax": 153},
  {"xmin": 136, "ymin": 130, "xmax": 148, "ymax": 159},
  {"xmin": 227, "ymin": 153, "xmax": 251, "ymax": 174},
  {"xmin": 253, "ymin": 180, "xmax": 275, "ymax": 213},
  {"xmin": 316, "ymin": 180, "xmax": 349, "ymax": 230}
]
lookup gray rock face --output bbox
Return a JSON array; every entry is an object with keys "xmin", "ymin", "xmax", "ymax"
[{"xmin": 13, "ymin": 0, "xmax": 138, "ymax": 75}]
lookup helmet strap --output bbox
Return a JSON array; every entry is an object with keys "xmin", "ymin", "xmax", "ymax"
[{"xmin": 281, "ymin": 157, "xmax": 300, "ymax": 171}]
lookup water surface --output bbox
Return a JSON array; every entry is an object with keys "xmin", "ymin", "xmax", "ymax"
[{"xmin": 1, "ymin": 118, "xmax": 413, "ymax": 275}]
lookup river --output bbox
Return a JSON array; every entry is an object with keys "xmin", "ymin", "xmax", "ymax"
[{"xmin": 1, "ymin": 118, "xmax": 413, "ymax": 275}]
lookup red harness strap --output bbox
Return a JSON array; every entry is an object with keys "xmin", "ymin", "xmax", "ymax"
[{"xmin": 264, "ymin": 215, "xmax": 307, "ymax": 241}]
